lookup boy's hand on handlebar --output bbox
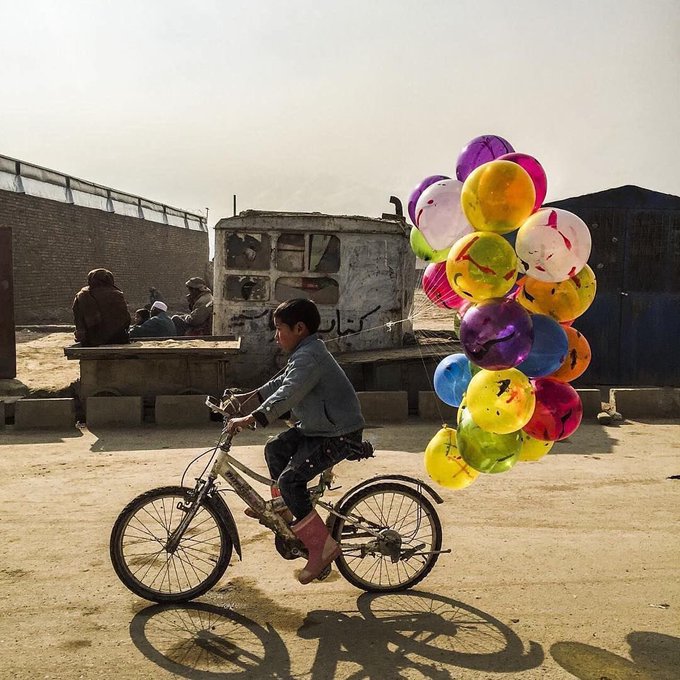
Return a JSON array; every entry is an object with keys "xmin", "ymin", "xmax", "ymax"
[{"xmin": 226, "ymin": 414, "xmax": 256, "ymax": 434}]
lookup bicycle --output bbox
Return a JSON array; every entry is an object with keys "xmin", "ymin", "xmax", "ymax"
[{"xmin": 110, "ymin": 392, "xmax": 450, "ymax": 603}]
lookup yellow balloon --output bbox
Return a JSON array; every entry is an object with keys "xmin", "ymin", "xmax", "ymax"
[
  {"xmin": 517, "ymin": 265, "xmax": 597, "ymax": 322},
  {"xmin": 424, "ymin": 427, "xmax": 479, "ymax": 490},
  {"xmin": 466, "ymin": 368, "xmax": 536, "ymax": 434},
  {"xmin": 461, "ymin": 160, "xmax": 536, "ymax": 234},
  {"xmin": 446, "ymin": 231, "xmax": 518, "ymax": 302},
  {"xmin": 519, "ymin": 431, "xmax": 555, "ymax": 461}
]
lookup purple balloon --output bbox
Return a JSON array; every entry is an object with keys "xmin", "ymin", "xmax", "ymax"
[
  {"xmin": 498, "ymin": 152, "xmax": 547, "ymax": 212},
  {"xmin": 407, "ymin": 174, "xmax": 449, "ymax": 225},
  {"xmin": 455, "ymin": 135, "xmax": 514, "ymax": 182},
  {"xmin": 460, "ymin": 299, "xmax": 534, "ymax": 370}
]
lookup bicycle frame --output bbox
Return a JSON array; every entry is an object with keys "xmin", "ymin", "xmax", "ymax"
[{"xmin": 168, "ymin": 397, "xmax": 390, "ymax": 558}]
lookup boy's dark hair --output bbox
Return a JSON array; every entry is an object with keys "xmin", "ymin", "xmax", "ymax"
[
  {"xmin": 273, "ymin": 298, "xmax": 321, "ymax": 334},
  {"xmin": 135, "ymin": 308, "xmax": 150, "ymax": 322}
]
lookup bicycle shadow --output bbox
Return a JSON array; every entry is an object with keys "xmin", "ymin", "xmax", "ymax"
[
  {"xmin": 129, "ymin": 602, "xmax": 292, "ymax": 679},
  {"xmin": 298, "ymin": 590, "xmax": 544, "ymax": 678},
  {"xmin": 129, "ymin": 590, "xmax": 543, "ymax": 679},
  {"xmin": 551, "ymin": 631, "xmax": 680, "ymax": 680}
]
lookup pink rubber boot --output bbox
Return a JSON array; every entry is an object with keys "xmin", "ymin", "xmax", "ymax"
[{"xmin": 292, "ymin": 510, "xmax": 341, "ymax": 584}]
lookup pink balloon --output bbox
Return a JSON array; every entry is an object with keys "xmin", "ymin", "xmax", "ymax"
[
  {"xmin": 498, "ymin": 152, "xmax": 547, "ymax": 212},
  {"xmin": 422, "ymin": 262, "xmax": 467, "ymax": 310}
]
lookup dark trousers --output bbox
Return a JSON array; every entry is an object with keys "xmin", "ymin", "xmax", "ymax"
[{"xmin": 264, "ymin": 427, "xmax": 362, "ymax": 520}]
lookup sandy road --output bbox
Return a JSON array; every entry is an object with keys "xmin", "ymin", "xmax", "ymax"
[{"xmin": 0, "ymin": 419, "xmax": 678, "ymax": 679}]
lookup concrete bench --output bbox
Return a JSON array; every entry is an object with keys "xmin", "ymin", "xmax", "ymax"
[
  {"xmin": 357, "ymin": 391, "xmax": 408, "ymax": 422},
  {"xmin": 576, "ymin": 389, "xmax": 602, "ymax": 418},
  {"xmin": 155, "ymin": 395, "xmax": 211, "ymax": 426},
  {"xmin": 417, "ymin": 391, "xmax": 458, "ymax": 424},
  {"xmin": 14, "ymin": 398, "xmax": 76, "ymax": 430},
  {"xmin": 610, "ymin": 388, "xmax": 680, "ymax": 418},
  {"xmin": 86, "ymin": 396, "xmax": 143, "ymax": 427}
]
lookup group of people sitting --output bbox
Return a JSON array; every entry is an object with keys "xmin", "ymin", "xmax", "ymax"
[{"xmin": 72, "ymin": 269, "xmax": 213, "ymax": 347}]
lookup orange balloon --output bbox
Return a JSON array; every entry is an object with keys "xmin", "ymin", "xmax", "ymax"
[
  {"xmin": 550, "ymin": 326, "xmax": 592, "ymax": 382},
  {"xmin": 516, "ymin": 265, "xmax": 597, "ymax": 322}
]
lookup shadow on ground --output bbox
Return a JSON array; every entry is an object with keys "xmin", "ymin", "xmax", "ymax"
[
  {"xmin": 129, "ymin": 587, "xmax": 543, "ymax": 679},
  {"xmin": 550, "ymin": 420, "xmax": 617, "ymax": 455},
  {"xmin": 551, "ymin": 631, "xmax": 680, "ymax": 680},
  {"xmin": 0, "ymin": 427, "xmax": 84, "ymax": 446}
]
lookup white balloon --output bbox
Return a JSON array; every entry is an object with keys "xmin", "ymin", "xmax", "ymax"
[
  {"xmin": 415, "ymin": 179, "xmax": 474, "ymax": 251},
  {"xmin": 515, "ymin": 208, "xmax": 592, "ymax": 282}
]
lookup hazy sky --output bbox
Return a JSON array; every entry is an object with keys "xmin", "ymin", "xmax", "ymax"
[{"xmin": 2, "ymin": 0, "xmax": 678, "ymax": 243}]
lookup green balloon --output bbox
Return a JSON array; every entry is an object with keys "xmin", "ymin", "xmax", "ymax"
[
  {"xmin": 410, "ymin": 227, "xmax": 450, "ymax": 263},
  {"xmin": 468, "ymin": 361, "xmax": 483, "ymax": 376},
  {"xmin": 456, "ymin": 407, "xmax": 521, "ymax": 474}
]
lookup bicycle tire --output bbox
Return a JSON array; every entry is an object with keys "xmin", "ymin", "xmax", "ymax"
[
  {"xmin": 110, "ymin": 485, "xmax": 233, "ymax": 603},
  {"xmin": 331, "ymin": 482, "xmax": 443, "ymax": 593}
]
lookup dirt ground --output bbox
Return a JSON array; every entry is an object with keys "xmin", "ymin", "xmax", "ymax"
[{"xmin": 0, "ymin": 419, "xmax": 678, "ymax": 679}]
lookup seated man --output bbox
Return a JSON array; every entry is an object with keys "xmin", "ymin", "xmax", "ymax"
[
  {"xmin": 129, "ymin": 301, "xmax": 176, "ymax": 339},
  {"xmin": 172, "ymin": 277, "xmax": 213, "ymax": 336},
  {"xmin": 72, "ymin": 269, "xmax": 130, "ymax": 346},
  {"xmin": 226, "ymin": 298, "xmax": 365, "ymax": 585}
]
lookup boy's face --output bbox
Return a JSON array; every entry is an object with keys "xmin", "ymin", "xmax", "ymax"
[{"xmin": 274, "ymin": 318, "xmax": 308, "ymax": 353}]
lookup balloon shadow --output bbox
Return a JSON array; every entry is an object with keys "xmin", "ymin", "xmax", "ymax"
[
  {"xmin": 551, "ymin": 631, "xmax": 680, "ymax": 680},
  {"xmin": 129, "ymin": 602, "xmax": 292, "ymax": 679},
  {"xmin": 298, "ymin": 590, "xmax": 543, "ymax": 679}
]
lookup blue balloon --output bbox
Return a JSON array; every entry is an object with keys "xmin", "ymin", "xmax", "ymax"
[
  {"xmin": 516, "ymin": 314, "xmax": 568, "ymax": 377},
  {"xmin": 434, "ymin": 354, "xmax": 472, "ymax": 407}
]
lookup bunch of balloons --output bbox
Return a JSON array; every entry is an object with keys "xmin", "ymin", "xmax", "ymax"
[{"xmin": 413, "ymin": 135, "xmax": 595, "ymax": 490}]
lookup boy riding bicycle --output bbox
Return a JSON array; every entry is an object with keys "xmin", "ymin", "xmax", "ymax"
[{"xmin": 226, "ymin": 298, "xmax": 365, "ymax": 584}]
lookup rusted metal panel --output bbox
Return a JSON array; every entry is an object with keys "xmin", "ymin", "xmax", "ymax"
[{"xmin": 0, "ymin": 227, "xmax": 16, "ymax": 379}]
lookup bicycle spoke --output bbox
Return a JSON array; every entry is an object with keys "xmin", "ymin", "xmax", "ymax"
[
  {"xmin": 335, "ymin": 485, "xmax": 440, "ymax": 590},
  {"xmin": 117, "ymin": 492, "xmax": 226, "ymax": 597}
]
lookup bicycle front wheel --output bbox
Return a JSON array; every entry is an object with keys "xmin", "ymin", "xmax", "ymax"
[
  {"xmin": 332, "ymin": 482, "xmax": 443, "ymax": 593},
  {"xmin": 110, "ymin": 486, "xmax": 233, "ymax": 603}
]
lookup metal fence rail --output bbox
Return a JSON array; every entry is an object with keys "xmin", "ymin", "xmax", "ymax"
[{"xmin": 0, "ymin": 153, "xmax": 207, "ymax": 232}]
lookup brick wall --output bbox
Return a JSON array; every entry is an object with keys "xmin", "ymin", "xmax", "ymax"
[{"xmin": 0, "ymin": 190, "xmax": 210, "ymax": 323}]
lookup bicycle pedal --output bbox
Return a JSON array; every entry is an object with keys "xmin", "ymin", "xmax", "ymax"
[{"xmin": 316, "ymin": 564, "xmax": 332, "ymax": 581}]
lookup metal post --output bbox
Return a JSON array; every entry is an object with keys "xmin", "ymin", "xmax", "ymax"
[
  {"xmin": 13, "ymin": 161, "xmax": 24, "ymax": 194},
  {"xmin": 233, "ymin": 195, "xmax": 237, "ymax": 216},
  {"xmin": 65, "ymin": 176, "xmax": 74, "ymax": 204},
  {"xmin": 0, "ymin": 228, "xmax": 16, "ymax": 379}
]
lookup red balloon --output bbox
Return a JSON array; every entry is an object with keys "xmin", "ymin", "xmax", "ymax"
[{"xmin": 523, "ymin": 378, "xmax": 582, "ymax": 441}]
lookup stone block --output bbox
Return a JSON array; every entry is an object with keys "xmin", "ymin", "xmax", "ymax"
[
  {"xmin": 610, "ymin": 388, "xmax": 680, "ymax": 419},
  {"xmin": 155, "ymin": 395, "xmax": 211, "ymax": 426},
  {"xmin": 86, "ymin": 396, "xmax": 143, "ymax": 427},
  {"xmin": 576, "ymin": 389, "xmax": 602, "ymax": 418},
  {"xmin": 14, "ymin": 398, "xmax": 76, "ymax": 430},
  {"xmin": 417, "ymin": 392, "xmax": 458, "ymax": 425},
  {"xmin": 357, "ymin": 391, "xmax": 408, "ymax": 422}
]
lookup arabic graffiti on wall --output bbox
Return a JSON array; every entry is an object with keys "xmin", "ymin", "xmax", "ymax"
[{"xmin": 230, "ymin": 304, "xmax": 382, "ymax": 340}]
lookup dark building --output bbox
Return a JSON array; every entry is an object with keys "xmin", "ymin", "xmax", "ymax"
[{"xmin": 546, "ymin": 185, "xmax": 680, "ymax": 387}]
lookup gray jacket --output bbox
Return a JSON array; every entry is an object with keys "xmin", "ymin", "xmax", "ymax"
[{"xmin": 252, "ymin": 334, "xmax": 365, "ymax": 437}]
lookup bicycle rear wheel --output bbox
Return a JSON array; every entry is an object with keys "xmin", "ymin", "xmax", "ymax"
[
  {"xmin": 110, "ymin": 485, "xmax": 233, "ymax": 603},
  {"xmin": 331, "ymin": 482, "xmax": 443, "ymax": 592}
]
